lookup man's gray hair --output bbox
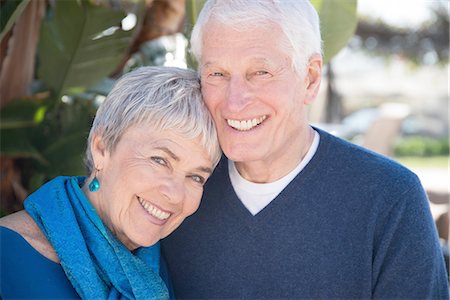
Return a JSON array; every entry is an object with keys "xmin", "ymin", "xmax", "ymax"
[
  {"xmin": 85, "ymin": 66, "xmax": 221, "ymax": 174},
  {"xmin": 190, "ymin": 0, "xmax": 322, "ymax": 76}
]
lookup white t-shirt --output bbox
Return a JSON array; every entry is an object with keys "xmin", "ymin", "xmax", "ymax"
[{"xmin": 228, "ymin": 130, "xmax": 320, "ymax": 216}]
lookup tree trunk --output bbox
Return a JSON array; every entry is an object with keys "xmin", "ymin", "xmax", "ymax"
[{"xmin": 0, "ymin": 0, "xmax": 46, "ymax": 108}]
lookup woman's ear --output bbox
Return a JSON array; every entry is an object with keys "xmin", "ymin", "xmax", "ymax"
[
  {"xmin": 304, "ymin": 54, "xmax": 323, "ymax": 105},
  {"xmin": 91, "ymin": 133, "xmax": 108, "ymax": 169}
]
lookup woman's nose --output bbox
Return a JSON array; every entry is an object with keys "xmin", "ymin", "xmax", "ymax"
[{"xmin": 159, "ymin": 177, "xmax": 185, "ymax": 205}]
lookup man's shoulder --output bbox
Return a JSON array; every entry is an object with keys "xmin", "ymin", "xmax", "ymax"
[
  {"xmin": 319, "ymin": 129, "xmax": 418, "ymax": 178},
  {"xmin": 313, "ymin": 129, "xmax": 422, "ymax": 200}
]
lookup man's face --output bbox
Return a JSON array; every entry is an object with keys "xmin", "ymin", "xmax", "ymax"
[{"xmin": 200, "ymin": 22, "xmax": 320, "ymax": 178}]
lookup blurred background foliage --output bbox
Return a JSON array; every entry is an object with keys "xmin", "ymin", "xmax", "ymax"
[{"xmin": 0, "ymin": 0, "xmax": 357, "ymax": 215}]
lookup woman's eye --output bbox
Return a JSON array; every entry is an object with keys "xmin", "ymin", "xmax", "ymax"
[
  {"xmin": 190, "ymin": 175, "xmax": 206, "ymax": 185},
  {"xmin": 255, "ymin": 70, "xmax": 269, "ymax": 76},
  {"xmin": 151, "ymin": 156, "xmax": 167, "ymax": 166}
]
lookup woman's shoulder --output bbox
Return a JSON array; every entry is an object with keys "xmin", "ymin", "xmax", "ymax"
[
  {"xmin": 0, "ymin": 210, "xmax": 59, "ymax": 263},
  {"xmin": 0, "ymin": 212, "xmax": 80, "ymax": 299}
]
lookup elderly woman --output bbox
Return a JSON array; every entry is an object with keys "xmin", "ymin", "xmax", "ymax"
[{"xmin": 0, "ymin": 66, "xmax": 221, "ymax": 299}]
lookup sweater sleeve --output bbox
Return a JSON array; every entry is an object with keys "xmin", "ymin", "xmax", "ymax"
[{"xmin": 372, "ymin": 181, "xmax": 449, "ymax": 299}]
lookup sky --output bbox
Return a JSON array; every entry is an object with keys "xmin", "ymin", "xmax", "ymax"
[{"xmin": 357, "ymin": 0, "xmax": 443, "ymax": 27}]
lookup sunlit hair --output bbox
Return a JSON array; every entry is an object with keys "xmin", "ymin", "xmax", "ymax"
[
  {"xmin": 190, "ymin": 0, "xmax": 322, "ymax": 76},
  {"xmin": 85, "ymin": 66, "xmax": 221, "ymax": 174}
]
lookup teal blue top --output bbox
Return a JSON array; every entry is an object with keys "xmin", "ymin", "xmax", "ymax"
[
  {"xmin": 0, "ymin": 176, "xmax": 173, "ymax": 299},
  {"xmin": 0, "ymin": 226, "xmax": 79, "ymax": 298}
]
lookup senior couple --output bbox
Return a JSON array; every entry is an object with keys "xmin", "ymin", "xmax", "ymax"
[{"xmin": 1, "ymin": 1, "xmax": 448, "ymax": 299}]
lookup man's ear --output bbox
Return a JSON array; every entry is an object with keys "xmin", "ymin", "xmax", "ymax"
[
  {"xmin": 91, "ymin": 133, "xmax": 108, "ymax": 169},
  {"xmin": 304, "ymin": 54, "xmax": 323, "ymax": 105}
]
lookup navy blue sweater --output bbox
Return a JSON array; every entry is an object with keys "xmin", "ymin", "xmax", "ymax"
[{"xmin": 162, "ymin": 129, "xmax": 448, "ymax": 299}]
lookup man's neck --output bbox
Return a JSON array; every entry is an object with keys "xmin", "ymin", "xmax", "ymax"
[{"xmin": 234, "ymin": 126, "xmax": 315, "ymax": 183}]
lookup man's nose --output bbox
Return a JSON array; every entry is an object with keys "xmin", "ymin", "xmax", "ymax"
[{"xmin": 226, "ymin": 75, "xmax": 252, "ymax": 113}]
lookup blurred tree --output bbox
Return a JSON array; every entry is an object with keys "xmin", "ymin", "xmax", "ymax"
[
  {"xmin": 354, "ymin": 1, "xmax": 449, "ymax": 65},
  {"xmin": 323, "ymin": 0, "xmax": 449, "ymax": 123}
]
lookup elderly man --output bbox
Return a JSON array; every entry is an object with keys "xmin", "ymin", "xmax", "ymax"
[{"xmin": 161, "ymin": 0, "xmax": 449, "ymax": 298}]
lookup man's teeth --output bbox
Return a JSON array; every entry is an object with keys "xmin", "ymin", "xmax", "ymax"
[
  {"xmin": 138, "ymin": 197, "xmax": 171, "ymax": 221},
  {"xmin": 227, "ymin": 115, "xmax": 267, "ymax": 131}
]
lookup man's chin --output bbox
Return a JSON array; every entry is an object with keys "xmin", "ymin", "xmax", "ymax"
[{"xmin": 225, "ymin": 151, "xmax": 261, "ymax": 164}]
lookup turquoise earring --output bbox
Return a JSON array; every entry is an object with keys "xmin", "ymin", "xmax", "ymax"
[{"xmin": 89, "ymin": 168, "xmax": 100, "ymax": 192}]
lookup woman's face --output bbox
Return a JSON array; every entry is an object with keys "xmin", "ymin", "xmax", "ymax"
[{"xmin": 89, "ymin": 125, "xmax": 214, "ymax": 250}]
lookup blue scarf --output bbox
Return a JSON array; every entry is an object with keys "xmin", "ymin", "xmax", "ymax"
[{"xmin": 24, "ymin": 176, "xmax": 169, "ymax": 299}]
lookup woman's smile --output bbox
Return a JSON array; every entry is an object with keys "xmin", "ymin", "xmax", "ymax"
[{"xmin": 137, "ymin": 196, "xmax": 172, "ymax": 224}]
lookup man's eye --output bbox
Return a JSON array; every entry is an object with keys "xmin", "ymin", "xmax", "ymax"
[
  {"xmin": 210, "ymin": 72, "xmax": 223, "ymax": 77},
  {"xmin": 255, "ymin": 70, "xmax": 269, "ymax": 76},
  {"xmin": 190, "ymin": 175, "xmax": 206, "ymax": 185},
  {"xmin": 151, "ymin": 156, "xmax": 167, "ymax": 166}
]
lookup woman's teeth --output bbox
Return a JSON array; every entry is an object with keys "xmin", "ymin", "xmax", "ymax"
[
  {"xmin": 138, "ymin": 197, "xmax": 171, "ymax": 220},
  {"xmin": 227, "ymin": 115, "xmax": 267, "ymax": 131}
]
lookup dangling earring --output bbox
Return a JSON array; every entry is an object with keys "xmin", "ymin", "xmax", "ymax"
[{"xmin": 89, "ymin": 168, "xmax": 101, "ymax": 192}]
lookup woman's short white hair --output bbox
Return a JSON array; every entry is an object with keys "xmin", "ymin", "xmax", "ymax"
[
  {"xmin": 190, "ymin": 0, "xmax": 322, "ymax": 76},
  {"xmin": 85, "ymin": 66, "xmax": 221, "ymax": 174}
]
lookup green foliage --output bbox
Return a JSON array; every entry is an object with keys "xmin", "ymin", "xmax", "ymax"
[
  {"xmin": 0, "ymin": 128, "xmax": 45, "ymax": 162},
  {"xmin": 1, "ymin": 0, "xmax": 144, "ymax": 192},
  {"xmin": 0, "ymin": 96, "xmax": 96, "ymax": 190},
  {"xmin": 394, "ymin": 136, "xmax": 449, "ymax": 157},
  {"xmin": 184, "ymin": 0, "xmax": 206, "ymax": 69},
  {"xmin": 0, "ymin": 98, "xmax": 47, "ymax": 129},
  {"xmin": 0, "ymin": 0, "xmax": 30, "ymax": 41},
  {"xmin": 310, "ymin": 0, "xmax": 358, "ymax": 64},
  {"xmin": 394, "ymin": 156, "xmax": 448, "ymax": 169},
  {"xmin": 38, "ymin": 0, "xmax": 137, "ymax": 99}
]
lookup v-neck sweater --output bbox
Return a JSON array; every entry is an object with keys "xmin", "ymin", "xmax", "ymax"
[{"xmin": 161, "ymin": 128, "xmax": 448, "ymax": 299}]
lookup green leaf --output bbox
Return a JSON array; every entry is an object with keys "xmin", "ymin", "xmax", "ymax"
[
  {"xmin": 0, "ymin": 128, "xmax": 47, "ymax": 162},
  {"xmin": 185, "ymin": 0, "xmax": 206, "ymax": 68},
  {"xmin": 41, "ymin": 131, "xmax": 89, "ymax": 177},
  {"xmin": 0, "ymin": 0, "xmax": 30, "ymax": 41},
  {"xmin": 185, "ymin": 0, "xmax": 206, "ymax": 39},
  {"xmin": 311, "ymin": 0, "xmax": 358, "ymax": 64},
  {"xmin": 0, "ymin": 98, "xmax": 47, "ymax": 129},
  {"xmin": 37, "ymin": 0, "xmax": 135, "ymax": 98}
]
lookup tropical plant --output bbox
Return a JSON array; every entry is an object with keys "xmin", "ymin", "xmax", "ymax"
[{"xmin": 0, "ymin": 0, "xmax": 185, "ymax": 214}]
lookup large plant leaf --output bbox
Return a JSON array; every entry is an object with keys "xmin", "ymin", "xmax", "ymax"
[
  {"xmin": 26, "ymin": 98, "xmax": 94, "ymax": 162},
  {"xmin": 0, "ymin": 0, "xmax": 30, "ymax": 41},
  {"xmin": 40, "ymin": 131, "xmax": 89, "ymax": 177},
  {"xmin": 0, "ymin": 98, "xmax": 47, "ymax": 129},
  {"xmin": 185, "ymin": 0, "xmax": 206, "ymax": 39},
  {"xmin": 0, "ymin": 128, "xmax": 46, "ymax": 163},
  {"xmin": 311, "ymin": 0, "xmax": 358, "ymax": 64},
  {"xmin": 37, "ymin": 0, "xmax": 137, "ymax": 98},
  {"xmin": 185, "ymin": 0, "xmax": 206, "ymax": 68}
]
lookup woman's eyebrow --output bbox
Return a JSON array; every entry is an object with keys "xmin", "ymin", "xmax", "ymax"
[
  {"xmin": 155, "ymin": 147, "xmax": 180, "ymax": 161},
  {"xmin": 195, "ymin": 166, "xmax": 213, "ymax": 175}
]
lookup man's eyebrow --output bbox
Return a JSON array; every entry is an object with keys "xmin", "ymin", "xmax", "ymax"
[
  {"xmin": 155, "ymin": 147, "xmax": 180, "ymax": 161},
  {"xmin": 201, "ymin": 62, "xmax": 218, "ymax": 69}
]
